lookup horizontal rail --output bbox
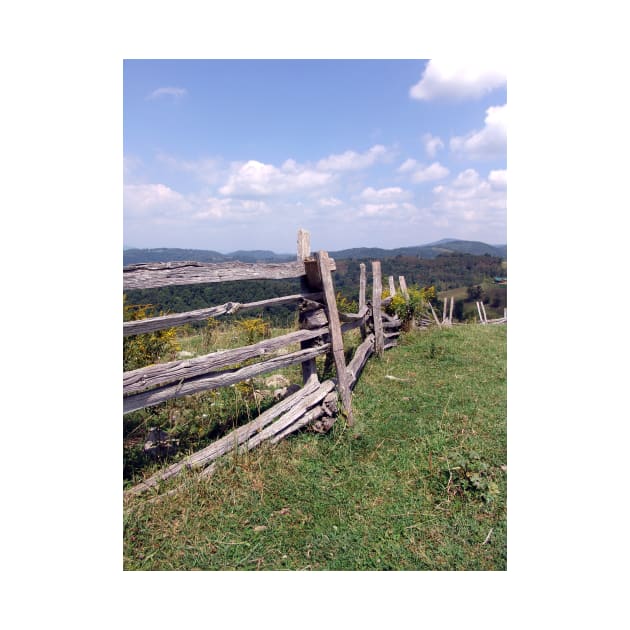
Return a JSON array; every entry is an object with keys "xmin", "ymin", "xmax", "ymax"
[
  {"xmin": 123, "ymin": 291, "xmax": 324, "ymax": 337},
  {"xmin": 123, "ymin": 260, "xmax": 308, "ymax": 290},
  {"xmin": 124, "ymin": 326, "xmax": 329, "ymax": 395},
  {"xmin": 123, "ymin": 344, "xmax": 329, "ymax": 414},
  {"xmin": 125, "ymin": 375, "xmax": 323, "ymax": 495}
]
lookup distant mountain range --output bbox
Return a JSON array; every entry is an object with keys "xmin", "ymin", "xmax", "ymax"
[{"xmin": 123, "ymin": 239, "xmax": 507, "ymax": 266}]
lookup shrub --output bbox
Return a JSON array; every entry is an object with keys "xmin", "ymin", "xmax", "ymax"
[
  {"xmin": 237, "ymin": 317, "xmax": 270, "ymax": 343},
  {"xmin": 123, "ymin": 295, "xmax": 180, "ymax": 371},
  {"xmin": 384, "ymin": 285, "xmax": 436, "ymax": 328}
]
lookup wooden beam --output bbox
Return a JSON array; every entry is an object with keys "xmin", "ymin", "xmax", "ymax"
[
  {"xmin": 123, "ymin": 344, "xmax": 329, "ymax": 414},
  {"xmin": 316, "ymin": 251, "xmax": 354, "ymax": 426},
  {"xmin": 124, "ymin": 325, "xmax": 329, "ymax": 396},
  {"xmin": 449, "ymin": 296, "xmax": 454, "ymax": 324},
  {"xmin": 123, "ymin": 259, "xmax": 307, "ymax": 291},
  {"xmin": 372, "ymin": 261, "xmax": 385, "ymax": 357},
  {"xmin": 346, "ymin": 333, "xmax": 375, "ymax": 389},
  {"xmin": 125, "ymin": 375, "xmax": 323, "ymax": 495},
  {"xmin": 123, "ymin": 292, "xmax": 324, "ymax": 337}
]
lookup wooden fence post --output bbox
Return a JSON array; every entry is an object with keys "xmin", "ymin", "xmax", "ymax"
[
  {"xmin": 449, "ymin": 296, "xmax": 454, "ymax": 324},
  {"xmin": 297, "ymin": 229, "xmax": 320, "ymax": 384},
  {"xmin": 480, "ymin": 301, "xmax": 488, "ymax": 324},
  {"xmin": 316, "ymin": 251, "xmax": 354, "ymax": 426},
  {"xmin": 399, "ymin": 276, "xmax": 409, "ymax": 301},
  {"xmin": 297, "ymin": 228, "xmax": 311, "ymax": 261},
  {"xmin": 429, "ymin": 301, "xmax": 442, "ymax": 329},
  {"xmin": 372, "ymin": 261, "xmax": 385, "ymax": 357},
  {"xmin": 388, "ymin": 276, "xmax": 396, "ymax": 297},
  {"xmin": 476, "ymin": 301, "xmax": 484, "ymax": 324},
  {"xmin": 359, "ymin": 263, "xmax": 367, "ymax": 340}
]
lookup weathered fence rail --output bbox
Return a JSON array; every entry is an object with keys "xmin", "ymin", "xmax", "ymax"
[{"xmin": 123, "ymin": 229, "xmax": 411, "ymax": 496}]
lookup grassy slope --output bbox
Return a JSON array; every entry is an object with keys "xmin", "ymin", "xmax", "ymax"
[{"xmin": 123, "ymin": 324, "xmax": 506, "ymax": 570}]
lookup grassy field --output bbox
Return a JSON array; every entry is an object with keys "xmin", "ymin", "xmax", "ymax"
[{"xmin": 123, "ymin": 323, "xmax": 506, "ymax": 570}]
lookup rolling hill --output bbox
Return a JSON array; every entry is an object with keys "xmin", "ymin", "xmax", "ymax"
[{"xmin": 123, "ymin": 239, "xmax": 507, "ymax": 266}]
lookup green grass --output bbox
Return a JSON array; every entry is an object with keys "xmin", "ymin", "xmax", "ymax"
[{"xmin": 123, "ymin": 323, "xmax": 506, "ymax": 570}]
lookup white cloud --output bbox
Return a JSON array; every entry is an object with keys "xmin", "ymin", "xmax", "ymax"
[
  {"xmin": 318, "ymin": 197, "xmax": 343, "ymax": 207},
  {"xmin": 409, "ymin": 60, "xmax": 506, "ymax": 101},
  {"xmin": 124, "ymin": 183, "xmax": 271, "ymax": 226},
  {"xmin": 430, "ymin": 168, "xmax": 506, "ymax": 232},
  {"xmin": 359, "ymin": 186, "xmax": 411, "ymax": 202},
  {"xmin": 422, "ymin": 133, "xmax": 444, "ymax": 158},
  {"xmin": 147, "ymin": 87, "xmax": 188, "ymax": 101},
  {"xmin": 124, "ymin": 184, "xmax": 190, "ymax": 217},
  {"xmin": 316, "ymin": 144, "xmax": 389, "ymax": 171},
  {"xmin": 191, "ymin": 197, "xmax": 270, "ymax": 221},
  {"xmin": 219, "ymin": 159, "xmax": 333, "ymax": 197},
  {"xmin": 450, "ymin": 104, "xmax": 507, "ymax": 160},
  {"xmin": 397, "ymin": 159, "xmax": 449, "ymax": 183},
  {"xmin": 488, "ymin": 169, "xmax": 507, "ymax": 189}
]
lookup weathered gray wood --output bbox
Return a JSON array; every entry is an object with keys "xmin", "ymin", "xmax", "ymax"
[
  {"xmin": 123, "ymin": 344, "xmax": 329, "ymax": 414},
  {"xmin": 297, "ymin": 228, "xmax": 311, "ymax": 261},
  {"xmin": 429, "ymin": 302, "xmax": 442, "ymax": 329},
  {"xmin": 317, "ymin": 251, "xmax": 354, "ymax": 426},
  {"xmin": 299, "ymin": 307, "xmax": 328, "ymax": 330},
  {"xmin": 238, "ymin": 379, "xmax": 336, "ymax": 451},
  {"xmin": 449, "ymin": 296, "xmax": 454, "ymax": 324},
  {"xmin": 346, "ymin": 333, "xmax": 374, "ymax": 389},
  {"xmin": 339, "ymin": 305, "xmax": 369, "ymax": 323},
  {"xmin": 270, "ymin": 405, "xmax": 327, "ymax": 444},
  {"xmin": 126, "ymin": 375, "xmax": 323, "ymax": 495},
  {"xmin": 480, "ymin": 301, "xmax": 488, "ymax": 324},
  {"xmin": 476, "ymin": 301, "xmax": 484, "ymax": 324},
  {"xmin": 359, "ymin": 263, "xmax": 367, "ymax": 340},
  {"xmin": 123, "ymin": 260, "xmax": 308, "ymax": 291},
  {"xmin": 123, "ymin": 292, "xmax": 324, "ymax": 337},
  {"xmin": 442, "ymin": 299, "xmax": 448, "ymax": 324},
  {"xmin": 384, "ymin": 331, "xmax": 400, "ymax": 339},
  {"xmin": 382, "ymin": 320, "xmax": 402, "ymax": 330},
  {"xmin": 384, "ymin": 340, "xmax": 398, "ymax": 350},
  {"xmin": 399, "ymin": 276, "xmax": 409, "ymax": 301},
  {"xmin": 388, "ymin": 276, "xmax": 396, "ymax": 296},
  {"xmin": 372, "ymin": 261, "xmax": 385, "ymax": 357},
  {"xmin": 124, "ymin": 326, "xmax": 329, "ymax": 395}
]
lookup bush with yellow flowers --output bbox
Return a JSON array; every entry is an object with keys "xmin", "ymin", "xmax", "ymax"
[
  {"xmin": 384, "ymin": 285, "xmax": 436, "ymax": 328},
  {"xmin": 123, "ymin": 295, "xmax": 180, "ymax": 371}
]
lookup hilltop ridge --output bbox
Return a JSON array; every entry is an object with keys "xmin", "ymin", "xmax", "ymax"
[{"xmin": 123, "ymin": 238, "xmax": 507, "ymax": 266}]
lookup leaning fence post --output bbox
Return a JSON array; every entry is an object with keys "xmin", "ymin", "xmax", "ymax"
[
  {"xmin": 316, "ymin": 251, "xmax": 354, "ymax": 426},
  {"xmin": 359, "ymin": 263, "xmax": 367, "ymax": 340},
  {"xmin": 388, "ymin": 275, "xmax": 396, "ymax": 297},
  {"xmin": 480, "ymin": 301, "xmax": 488, "ymax": 324},
  {"xmin": 372, "ymin": 261, "xmax": 385, "ymax": 357},
  {"xmin": 399, "ymin": 276, "xmax": 409, "ymax": 302},
  {"xmin": 476, "ymin": 301, "xmax": 484, "ymax": 324}
]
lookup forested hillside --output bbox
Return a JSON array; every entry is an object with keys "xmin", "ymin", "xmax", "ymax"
[{"xmin": 123, "ymin": 252, "xmax": 506, "ymax": 325}]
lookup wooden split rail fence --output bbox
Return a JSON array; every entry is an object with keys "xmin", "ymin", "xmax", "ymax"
[
  {"xmin": 475, "ymin": 301, "xmax": 507, "ymax": 325},
  {"xmin": 123, "ymin": 229, "xmax": 406, "ymax": 496}
]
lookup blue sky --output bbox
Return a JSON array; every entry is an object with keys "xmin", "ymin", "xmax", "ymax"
[{"xmin": 124, "ymin": 60, "xmax": 507, "ymax": 252}]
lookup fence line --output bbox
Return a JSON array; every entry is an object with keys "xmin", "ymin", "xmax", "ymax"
[{"xmin": 123, "ymin": 229, "xmax": 469, "ymax": 497}]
